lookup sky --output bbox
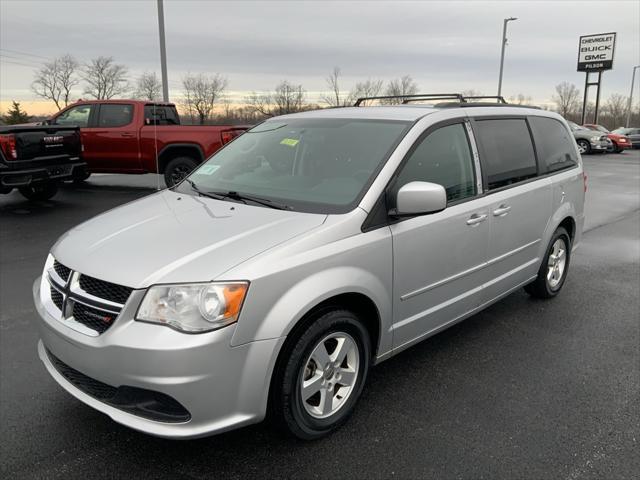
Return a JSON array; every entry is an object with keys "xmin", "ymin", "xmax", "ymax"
[{"xmin": 1, "ymin": 0, "xmax": 639, "ymax": 115}]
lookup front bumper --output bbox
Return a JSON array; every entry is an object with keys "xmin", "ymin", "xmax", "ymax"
[
  {"xmin": 589, "ymin": 140, "xmax": 610, "ymax": 152},
  {"xmin": 33, "ymin": 277, "xmax": 285, "ymax": 439}
]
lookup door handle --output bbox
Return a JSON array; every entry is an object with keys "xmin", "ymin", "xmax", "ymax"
[
  {"xmin": 492, "ymin": 204, "xmax": 511, "ymax": 217},
  {"xmin": 466, "ymin": 213, "xmax": 488, "ymax": 226},
  {"xmin": 121, "ymin": 132, "xmax": 135, "ymax": 138}
]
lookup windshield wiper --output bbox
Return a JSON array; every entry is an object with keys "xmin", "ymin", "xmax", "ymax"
[
  {"xmin": 184, "ymin": 179, "xmax": 225, "ymax": 201},
  {"xmin": 212, "ymin": 190, "xmax": 293, "ymax": 210}
]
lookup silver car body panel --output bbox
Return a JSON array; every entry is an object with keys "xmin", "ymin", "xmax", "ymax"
[{"xmin": 34, "ymin": 104, "xmax": 584, "ymax": 438}]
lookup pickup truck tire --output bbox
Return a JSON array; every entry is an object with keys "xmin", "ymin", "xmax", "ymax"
[
  {"xmin": 72, "ymin": 167, "xmax": 91, "ymax": 183},
  {"xmin": 18, "ymin": 182, "xmax": 58, "ymax": 201},
  {"xmin": 164, "ymin": 156, "xmax": 198, "ymax": 187},
  {"xmin": 0, "ymin": 186, "xmax": 13, "ymax": 195}
]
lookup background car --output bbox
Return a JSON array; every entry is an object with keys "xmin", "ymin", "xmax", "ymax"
[
  {"xmin": 611, "ymin": 127, "xmax": 640, "ymax": 149},
  {"xmin": 567, "ymin": 121, "xmax": 611, "ymax": 154},
  {"xmin": 583, "ymin": 124, "xmax": 632, "ymax": 153}
]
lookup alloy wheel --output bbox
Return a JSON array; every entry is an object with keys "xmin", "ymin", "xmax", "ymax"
[
  {"xmin": 300, "ymin": 332, "xmax": 360, "ymax": 419},
  {"xmin": 547, "ymin": 238, "xmax": 567, "ymax": 289}
]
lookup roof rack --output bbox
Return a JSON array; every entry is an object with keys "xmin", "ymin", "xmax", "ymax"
[
  {"xmin": 434, "ymin": 101, "xmax": 540, "ymax": 110},
  {"xmin": 354, "ymin": 93, "xmax": 464, "ymax": 107},
  {"xmin": 353, "ymin": 93, "xmax": 517, "ymax": 107},
  {"xmin": 462, "ymin": 95, "xmax": 507, "ymax": 104}
]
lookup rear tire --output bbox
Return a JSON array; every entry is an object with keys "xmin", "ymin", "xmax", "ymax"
[
  {"xmin": 524, "ymin": 227, "xmax": 571, "ymax": 299},
  {"xmin": 18, "ymin": 182, "xmax": 58, "ymax": 201},
  {"xmin": 72, "ymin": 167, "xmax": 91, "ymax": 184},
  {"xmin": 577, "ymin": 140, "xmax": 591, "ymax": 155},
  {"xmin": 164, "ymin": 156, "xmax": 198, "ymax": 188},
  {"xmin": 272, "ymin": 309, "xmax": 371, "ymax": 440}
]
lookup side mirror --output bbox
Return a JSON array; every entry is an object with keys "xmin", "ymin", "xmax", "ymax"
[{"xmin": 393, "ymin": 181, "xmax": 447, "ymax": 216}]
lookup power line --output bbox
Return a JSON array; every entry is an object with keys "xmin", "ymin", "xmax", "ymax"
[
  {"xmin": 0, "ymin": 48, "xmax": 51, "ymax": 60},
  {"xmin": 0, "ymin": 53, "xmax": 42, "ymax": 66}
]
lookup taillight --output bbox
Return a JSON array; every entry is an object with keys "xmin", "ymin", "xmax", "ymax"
[
  {"xmin": 583, "ymin": 173, "xmax": 588, "ymax": 193},
  {"xmin": 0, "ymin": 134, "xmax": 17, "ymax": 160},
  {"xmin": 221, "ymin": 130, "xmax": 242, "ymax": 145}
]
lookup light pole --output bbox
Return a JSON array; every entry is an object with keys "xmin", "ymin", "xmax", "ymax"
[
  {"xmin": 157, "ymin": 0, "xmax": 169, "ymax": 102},
  {"xmin": 626, "ymin": 65, "xmax": 640, "ymax": 127},
  {"xmin": 497, "ymin": 17, "xmax": 517, "ymax": 98}
]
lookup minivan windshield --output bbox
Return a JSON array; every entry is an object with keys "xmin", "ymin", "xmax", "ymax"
[{"xmin": 178, "ymin": 118, "xmax": 411, "ymax": 213}]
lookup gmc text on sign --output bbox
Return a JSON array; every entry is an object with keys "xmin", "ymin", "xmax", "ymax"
[{"xmin": 577, "ymin": 32, "xmax": 616, "ymax": 72}]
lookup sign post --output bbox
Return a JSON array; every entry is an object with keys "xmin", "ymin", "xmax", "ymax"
[{"xmin": 577, "ymin": 32, "xmax": 616, "ymax": 125}]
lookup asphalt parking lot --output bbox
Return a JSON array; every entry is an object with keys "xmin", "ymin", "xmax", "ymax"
[{"xmin": 1, "ymin": 152, "xmax": 638, "ymax": 479}]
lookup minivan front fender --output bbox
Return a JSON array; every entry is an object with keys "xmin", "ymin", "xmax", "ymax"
[{"xmin": 231, "ymin": 265, "xmax": 393, "ymax": 358}]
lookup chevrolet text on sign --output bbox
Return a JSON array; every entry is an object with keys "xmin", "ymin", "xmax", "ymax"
[{"xmin": 577, "ymin": 32, "xmax": 616, "ymax": 72}]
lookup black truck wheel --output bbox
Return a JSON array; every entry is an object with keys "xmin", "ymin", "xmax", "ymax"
[
  {"xmin": 72, "ymin": 167, "xmax": 91, "ymax": 183},
  {"xmin": 18, "ymin": 182, "xmax": 58, "ymax": 201},
  {"xmin": 0, "ymin": 185, "xmax": 13, "ymax": 195},
  {"xmin": 164, "ymin": 156, "xmax": 198, "ymax": 188}
]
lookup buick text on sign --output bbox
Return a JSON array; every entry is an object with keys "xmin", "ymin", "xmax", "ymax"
[{"xmin": 577, "ymin": 32, "xmax": 616, "ymax": 72}]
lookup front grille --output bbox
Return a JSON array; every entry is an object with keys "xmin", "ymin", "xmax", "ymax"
[
  {"xmin": 79, "ymin": 274, "xmax": 133, "ymax": 305},
  {"xmin": 72, "ymin": 302, "xmax": 116, "ymax": 334},
  {"xmin": 53, "ymin": 260, "xmax": 71, "ymax": 282},
  {"xmin": 46, "ymin": 349, "xmax": 191, "ymax": 423},
  {"xmin": 50, "ymin": 286, "xmax": 63, "ymax": 310}
]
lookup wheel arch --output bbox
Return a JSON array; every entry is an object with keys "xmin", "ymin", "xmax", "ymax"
[{"xmin": 157, "ymin": 143, "xmax": 204, "ymax": 173}]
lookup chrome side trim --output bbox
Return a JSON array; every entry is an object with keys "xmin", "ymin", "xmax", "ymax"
[
  {"xmin": 465, "ymin": 119, "xmax": 483, "ymax": 195},
  {"xmin": 400, "ymin": 238, "xmax": 541, "ymax": 301}
]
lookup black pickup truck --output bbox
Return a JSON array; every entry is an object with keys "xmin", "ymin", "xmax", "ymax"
[{"xmin": 0, "ymin": 125, "xmax": 85, "ymax": 200}]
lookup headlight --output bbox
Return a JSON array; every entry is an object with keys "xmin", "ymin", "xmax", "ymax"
[
  {"xmin": 136, "ymin": 282, "xmax": 248, "ymax": 333},
  {"xmin": 590, "ymin": 136, "xmax": 601, "ymax": 142}
]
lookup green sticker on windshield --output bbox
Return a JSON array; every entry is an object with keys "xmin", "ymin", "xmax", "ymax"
[
  {"xmin": 280, "ymin": 138, "xmax": 299, "ymax": 147},
  {"xmin": 196, "ymin": 164, "xmax": 220, "ymax": 175}
]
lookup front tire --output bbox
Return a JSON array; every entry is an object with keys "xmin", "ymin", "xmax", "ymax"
[
  {"xmin": 272, "ymin": 309, "xmax": 371, "ymax": 440},
  {"xmin": 577, "ymin": 140, "xmax": 591, "ymax": 155},
  {"xmin": 18, "ymin": 182, "xmax": 58, "ymax": 201},
  {"xmin": 164, "ymin": 156, "xmax": 198, "ymax": 188},
  {"xmin": 525, "ymin": 227, "xmax": 571, "ymax": 298}
]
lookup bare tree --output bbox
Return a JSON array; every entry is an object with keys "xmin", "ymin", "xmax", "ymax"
[
  {"xmin": 134, "ymin": 72, "xmax": 162, "ymax": 101},
  {"xmin": 246, "ymin": 80, "xmax": 307, "ymax": 117},
  {"xmin": 553, "ymin": 82, "xmax": 581, "ymax": 118},
  {"xmin": 82, "ymin": 56, "xmax": 129, "ymax": 99},
  {"xmin": 31, "ymin": 54, "xmax": 79, "ymax": 110},
  {"xmin": 603, "ymin": 94, "xmax": 628, "ymax": 129},
  {"xmin": 321, "ymin": 67, "xmax": 347, "ymax": 107},
  {"xmin": 461, "ymin": 89, "xmax": 483, "ymax": 98},
  {"xmin": 181, "ymin": 73, "xmax": 228, "ymax": 124},
  {"xmin": 382, "ymin": 75, "xmax": 419, "ymax": 104},
  {"xmin": 509, "ymin": 93, "xmax": 533, "ymax": 105},
  {"xmin": 348, "ymin": 79, "xmax": 384, "ymax": 105}
]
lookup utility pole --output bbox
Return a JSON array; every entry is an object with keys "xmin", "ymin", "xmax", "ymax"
[
  {"xmin": 157, "ymin": 0, "xmax": 169, "ymax": 102},
  {"xmin": 497, "ymin": 17, "xmax": 517, "ymax": 98},
  {"xmin": 626, "ymin": 65, "xmax": 639, "ymax": 127}
]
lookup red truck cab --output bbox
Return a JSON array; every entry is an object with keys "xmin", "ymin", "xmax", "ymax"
[
  {"xmin": 50, "ymin": 100, "xmax": 247, "ymax": 186},
  {"xmin": 582, "ymin": 124, "xmax": 632, "ymax": 153}
]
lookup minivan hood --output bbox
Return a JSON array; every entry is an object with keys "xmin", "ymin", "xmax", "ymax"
[{"xmin": 52, "ymin": 190, "xmax": 327, "ymax": 288}]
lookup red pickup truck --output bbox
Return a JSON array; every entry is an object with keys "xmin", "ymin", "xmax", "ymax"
[{"xmin": 49, "ymin": 100, "xmax": 247, "ymax": 186}]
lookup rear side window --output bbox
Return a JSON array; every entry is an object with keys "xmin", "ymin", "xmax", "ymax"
[
  {"xmin": 474, "ymin": 119, "xmax": 537, "ymax": 190},
  {"xmin": 144, "ymin": 105, "xmax": 179, "ymax": 125},
  {"xmin": 97, "ymin": 104, "xmax": 133, "ymax": 127},
  {"xmin": 393, "ymin": 123, "xmax": 476, "ymax": 203},
  {"xmin": 528, "ymin": 116, "xmax": 577, "ymax": 173}
]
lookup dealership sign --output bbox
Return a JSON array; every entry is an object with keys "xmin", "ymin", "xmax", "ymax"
[{"xmin": 577, "ymin": 32, "xmax": 616, "ymax": 72}]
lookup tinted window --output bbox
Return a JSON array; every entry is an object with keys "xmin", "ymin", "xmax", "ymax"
[
  {"xmin": 393, "ymin": 123, "xmax": 476, "ymax": 203},
  {"xmin": 182, "ymin": 118, "xmax": 411, "ymax": 214},
  {"xmin": 144, "ymin": 105, "xmax": 179, "ymax": 125},
  {"xmin": 475, "ymin": 119, "xmax": 537, "ymax": 190},
  {"xmin": 98, "ymin": 104, "xmax": 133, "ymax": 127},
  {"xmin": 529, "ymin": 116, "xmax": 577, "ymax": 173},
  {"xmin": 54, "ymin": 104, "xmax": 92, "ymax": 127}
]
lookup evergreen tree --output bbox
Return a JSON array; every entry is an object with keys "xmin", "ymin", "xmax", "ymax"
[{"xmin": 2, "ymin": 101, "xmax": 31, "ymax": 125}]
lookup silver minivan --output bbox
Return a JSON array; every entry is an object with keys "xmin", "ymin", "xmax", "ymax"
[{"xmin": 34, "ymin": 97, "xmax": 585, "ymax": 440}]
